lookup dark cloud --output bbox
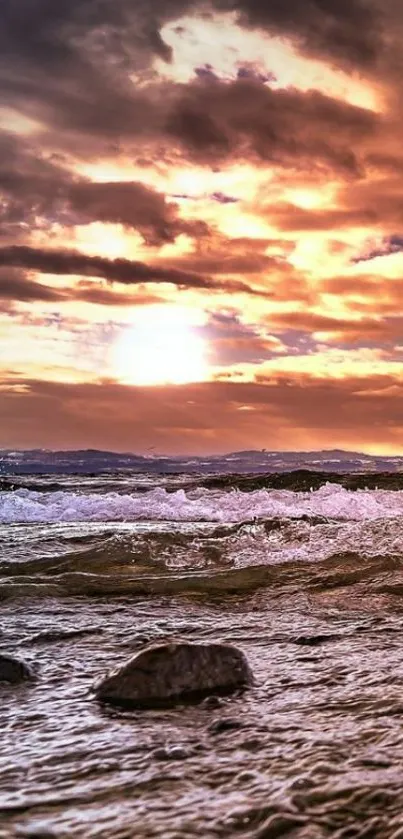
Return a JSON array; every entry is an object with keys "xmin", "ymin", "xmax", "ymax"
[
  {"xmin": 194, "ymin": 63, "xmax": 274, "ymax": 86},
  {"xmin": 164, "ymin": 78, "xmax": 376, "ymax": 172},
  {"xmin": 160, "ymin": 248, "xmax": 281, "ymax": 276},
  {"xmin": 0, "ymin": 138, "xmax": 208, "ymax": 244},
  {"xmin": 236, "ymin": 65, "xmax": 276, "ymax": 83},
  {"xmin": 0, "ymin": 6, "xmax": 381, "ymax": 171},
  {"xmin": 156, "ymin": 234, "xmax": 314, "ymax": 303},
  {"xmin": 0, "ymin": 268, "xmax": 62, "ymax": 303},
  {"xmin": 0, "ymin": 267, "xmax": 165, "ymax": 308},
  {"xmin": 7, "ymin": 75, "xmax": 378, "ymax": 247},
  {"xmin": 170, "ymin": 190, "xmax": 239, "ymax": 203},
  {"xmin": 210, "ymin": 192, "xmax": 239, "ymax": 204},
  {"xmin": 202, "ymin": 311, "xmax": 283, "ymax": 365},
  {"xmin": 352, "ymin": 234, "xmax": 403, "ymax": 263},
  {"xmin": 63, "ymin": 180, "xmax": 209, "ymax": 245},
  {"xmin": 0, "ymin": 373, "xmax": 401, "ymax": 453},
  {"xmin": 0, "ymin": 245, "xmax": 271, "ymax": 297},
  {"xmin": 0, "ymin": 0, "xmax": 178, "ymax": 136},
  {"xmin": 215, "ymin": 0, "xmax": 382, "ymax": 69},
  {"xmin": 156, "ymin": 232, "xmax": 291, "ymax": 274},
  {"xmin": 0, "ymin": 0, "xmax": 383, "ymax": 121},
  {"xmin": 268, "ymin": 309, "xmax": 403, "ymax": 345},
  {"xmin": 0, "ymin": 133, "xmax": 71, "ymax": 238},
  {"xmin": 194, "ymin": 64, "xmax": 220, "ymax": 82}
]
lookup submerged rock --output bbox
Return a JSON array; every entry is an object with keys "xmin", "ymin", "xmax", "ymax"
[
  {"xmin": 95, "ymin": 641, "xmax": 253, "ymax": 708},
  {"xmin": 153, "ymin": 745, "xmax": 190, "ymax": 761},
  {"xmin": 293, "ymin": 634, "xmax": 337, "ymax": 646},
  {"xmin": 208, "ymin": 717, "xmax": 244, "ymax": 734},
  {"xmin": 0, "ymin": 654, "xmax": 34, "ymax": 683}
]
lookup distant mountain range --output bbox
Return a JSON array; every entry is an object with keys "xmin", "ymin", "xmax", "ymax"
[{"xmin": 0, "ymin": 448, "xmax": 402, "ymax": 475}]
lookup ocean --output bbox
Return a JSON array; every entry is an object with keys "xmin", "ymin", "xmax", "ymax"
[{"xmin": 1, "ymin": 466, "xmax": 403, "ymax": 838}]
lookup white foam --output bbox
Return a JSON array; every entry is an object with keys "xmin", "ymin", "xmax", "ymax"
[
  {"xmin": 226, "ymin": 517, "xmax": 403, "ymax": 566},
  {"xmin": 1, "ymin": 483, "xmax": 403, "ymax": 524}
]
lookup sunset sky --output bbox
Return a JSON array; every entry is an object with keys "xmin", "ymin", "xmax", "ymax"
[{"xmin": 1, "ymin": 0, "xmax": 403, "ymax": 454}]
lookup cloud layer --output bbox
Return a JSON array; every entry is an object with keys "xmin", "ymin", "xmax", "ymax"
[{"xmin": 1, "ymin": 0, "xmax": 403, "ymax": 452}]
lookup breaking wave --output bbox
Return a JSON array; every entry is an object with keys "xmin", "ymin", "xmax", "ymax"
[{"xmin": 1, "ymin": 483, "xmax": 403, "ymax": 524}]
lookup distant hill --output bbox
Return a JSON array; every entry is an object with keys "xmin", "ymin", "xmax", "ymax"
[{"xmin": 0, "ymin": 448, "xmax": 402, "ymax": 475}]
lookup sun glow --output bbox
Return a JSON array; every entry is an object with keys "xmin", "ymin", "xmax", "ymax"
[
  {"xmin": 111, "ymin": 307, "xmax": 209, "ymax": 386},
  {"xmin": 285, "ymin": 187, "xmax": 334, "ymax": 210}
]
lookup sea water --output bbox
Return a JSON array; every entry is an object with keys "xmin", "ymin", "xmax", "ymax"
[{"xmin": 1, "ymin": 473, "xmax": 403, "ymax": 837}]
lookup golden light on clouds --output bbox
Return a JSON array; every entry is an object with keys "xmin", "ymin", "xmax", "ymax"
[
  {"xmin": 2, "ymin": 0, "xmax": 403, "ymax": 452},
  {"xmin": 214, "ymin": 347, "xmax": 403, "ymax": 382},
  {"xmin": 157, "ymin": 14, "xmax": 380, "ymax": 111},
  {"xmin": 32, "ymin": 222, "xmax": 142, "ymax": 260},
  {"xmin": 0, "ymin": 107, "xmax": 44, "ymax": 136},
  {"xmin": 285, "ymin": 187, "xmax": 336, "ymax": 210}
]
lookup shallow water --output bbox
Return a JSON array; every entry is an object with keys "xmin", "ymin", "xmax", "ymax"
[{"xmin": 1, "ymin": 474, "xmax": 403, "ymax": 837}]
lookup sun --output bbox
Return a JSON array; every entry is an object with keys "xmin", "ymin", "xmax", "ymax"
[{"xmin": 110, "ymin": 306, "xmax": 209, "ymax": 386}]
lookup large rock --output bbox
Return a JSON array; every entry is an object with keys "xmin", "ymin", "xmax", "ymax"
[
  {"xmin": 95, "ymin": 642, "xmax": 253, "ymax": 708},
  {"xmin": 0, "ymin": 654, "xmax": 34, "ymax": 683}
]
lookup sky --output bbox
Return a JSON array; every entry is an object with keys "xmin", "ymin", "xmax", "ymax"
[{"xmin": 1, "ymin": 0, "xmax": 403, "ymax": 454}]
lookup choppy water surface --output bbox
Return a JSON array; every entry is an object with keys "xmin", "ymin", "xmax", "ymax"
[{"xmin": 2, "ymin": 474, "xmax": 403, "ymax": 837}]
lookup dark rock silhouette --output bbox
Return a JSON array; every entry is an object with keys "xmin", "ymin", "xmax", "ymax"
[
  {"xmin": 0, "ymin": 654, "xmax": 34, "ymax": 683},
  {"xmin": 95, "ymin": 642, "xmax": 253, "ymax": 708},
  {"xmin": 293, "ymin": 634, "xmax": 338, "ymax": 646},
  {"xmin": 208, "ymin": 717, "xmax": 244, "ymax": 733}
]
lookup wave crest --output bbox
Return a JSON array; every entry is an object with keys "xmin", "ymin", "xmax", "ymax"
[{"xmin": 1, "ymin": 483, "xmax": 403, "ymax": 524}]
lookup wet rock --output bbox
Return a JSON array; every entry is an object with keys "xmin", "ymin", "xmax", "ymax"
[
  {"xmin": 26, "ymin": 627, "xmax": 102, "ymax": 645},
  {"xmin": 255, "ymin": 813, "xmax": 305, "ymax": 838},
  {"xmin": 201, "ymin": 695, "xmax": 223, "ymax": 709},
  {"xmin": 209, "ymin": 718, "xmax": 244, "ymax": 734},
  {"xmin": 240, "ymin": 737, "xmax": 261, "ymax": 752},
  {"xmin": 153, "ymin": 745, "xmax": 190, "ymax": 761},
  {"xmin": 16, "ymin": 825, "xmax": 56, "ymax": 839},
  {"xmin": 0, "ymin": 653, "xmax": 34, "ymax": 683},
  {"xmin": 237, "ymin": 769, "xmax": 258, "ymax": 783},
  {"xmin": 95, "ymin": 641, "xmax": 253, "ymax": 708},
  {"xmin": 295, "ymin": 656, "xmax": 320, "ymax": 663},
  {"xmin": 293, "ymin": 634, "xmax": 337, "ymax": 646}
]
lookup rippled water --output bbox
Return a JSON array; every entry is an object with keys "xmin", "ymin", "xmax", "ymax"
[{"xmin": 1, "ymin": 474, "xmax": 403, "ymax": 837}]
